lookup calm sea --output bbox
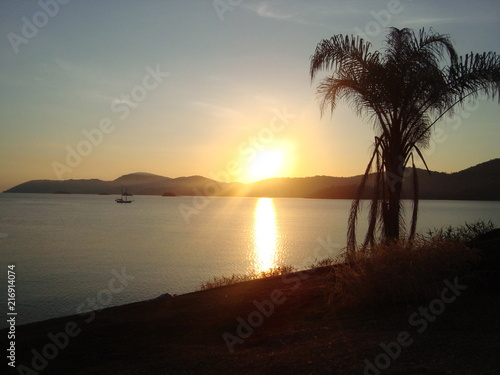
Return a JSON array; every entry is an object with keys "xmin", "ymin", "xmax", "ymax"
[{"xmin": 0, "ymin": 193, "xmax": 499, "ymax": 327}]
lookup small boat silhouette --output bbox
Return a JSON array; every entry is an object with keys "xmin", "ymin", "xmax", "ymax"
[{"xmin": 116, "ymin": 187, "xmax": 133, "ymax": 203}]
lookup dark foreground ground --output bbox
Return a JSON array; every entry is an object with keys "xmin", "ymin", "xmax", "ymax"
[{"xmin": 2, "ymin": 234, "xmax": 499, "ymax": 375}]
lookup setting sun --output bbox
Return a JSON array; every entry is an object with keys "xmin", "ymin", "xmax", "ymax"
[
  {"xmin": 246, "ymin": 149, "xmax": 286, "ymax": 182},
  {"xmin": 2, "ymin": 0, "xmax": 499, "ymax": 372}
]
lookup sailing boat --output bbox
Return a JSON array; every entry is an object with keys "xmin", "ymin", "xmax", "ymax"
[{"xmin": 116, "ymin": 187, "xmax": 133, "ymax": 203}]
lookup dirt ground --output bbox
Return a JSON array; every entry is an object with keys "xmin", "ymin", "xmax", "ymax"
[{"xmin": 3, "ymin": 236, "xmax": 500, "ymax": 375}]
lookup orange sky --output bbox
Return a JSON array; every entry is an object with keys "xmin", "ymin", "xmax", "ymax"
[{"xmin": 1, "ymin": 1, "xmax": 499, "ymax": 192}]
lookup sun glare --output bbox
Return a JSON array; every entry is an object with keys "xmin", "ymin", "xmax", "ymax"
[
  {"xmin": 252, "ymin": 198, "xmax": 280, "ymax": 272},
  {"xmin": 246, "ymin": 149, "xmax": 286, "ymax": 182}
]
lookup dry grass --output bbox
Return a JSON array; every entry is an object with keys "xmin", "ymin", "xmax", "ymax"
[
  {"xmin": 200, "ymin": 221, "xmax": 494, "ymax": 306},
  {"xmin": 199, "ymin": 265, "xmax": 296, "ymax": 290},
  {"xmin": 426, "ymin": 219, "xmax": 495, "ymax": 243},
  {"xmin": 327, "ymin": 236, "xmax": 482, "ymax": 308},
  {"xmin": 309, "ymin": 257, "xmax": 338, "ymax": 268}
]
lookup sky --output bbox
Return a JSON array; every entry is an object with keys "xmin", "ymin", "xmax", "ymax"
[{"xmin": 0, "ymin": 0, "xmax": 499, "ymax": 192}]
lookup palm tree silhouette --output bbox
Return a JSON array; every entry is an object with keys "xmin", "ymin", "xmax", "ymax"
[{"xmin": 310, "ymin": 27, "xmax": 499, "ymax": 251}]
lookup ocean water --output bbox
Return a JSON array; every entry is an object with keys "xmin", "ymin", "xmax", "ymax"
[{"xmin": 0, "ymin": 193, "xmax": 499, "ymax": 327}]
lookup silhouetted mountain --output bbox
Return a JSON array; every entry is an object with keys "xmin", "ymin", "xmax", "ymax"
[
  {"xmin": 243, "ymin": 176, "xmax": 356, "ymax": 197},
  {"xmin": 402, "ymin": 159, "xmax": 500, "ymax": 200},
  {"xmin": 4, "ymin": 159, "xmax": 499, "ymax": 200},
  {"xmin": 5, "ymin": 179, "xmax": 111, "ymax": 195},
  {"xmin": 309, "ymin": 159, "xmax": 500, "ymax": 200},
  {"xmin": 4, "ymin": 173, "xmax": 236, "ymax": 196},
  {"xmin": 114, "ymin": 172, "xmax": 170, "ymax": 184}
]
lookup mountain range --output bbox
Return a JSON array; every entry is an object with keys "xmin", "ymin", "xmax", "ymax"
[{"xmin": 4, "ymin": 159, "xmax": 500, "ymax": 200}]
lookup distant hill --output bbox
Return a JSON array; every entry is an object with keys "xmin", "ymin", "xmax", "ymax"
[
  {"xmin": 309, "ymin": 159, "xmax": 500, "ymax": 200},
  {"xmin": 4, "ymin": 174, "xmax": 237, "ymax": 196},
  {"xmin": 4, "ymin": 159, "xmax": 499, "ymax": 200},
  {"xmin": 243, "ymin": 175, "xmax": 364, "ymax": 198}
]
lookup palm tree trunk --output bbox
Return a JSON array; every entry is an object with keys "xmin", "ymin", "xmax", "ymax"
[
  {"xmin": 384, "ymin": 184, "xmax": 402, "ymax": 239},
  {"xmin": 383, "ymin": 157, "xmax": 405, "ymax": 240}
]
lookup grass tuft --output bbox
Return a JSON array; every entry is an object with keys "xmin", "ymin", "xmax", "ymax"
[
  {"xmin": 199, "ymin": 265, "xmax": 296, "ymax": 290},
  {"xmin": 309, "ymin": 257, "xmax": 338, "ymax": 269},
  {"xmin": 327, "ymin": 235, "xmax": 482, "ymax": 308},
  {"xmin": 426, "ymin": 219, "xmax": 495, "ymax": 243}
]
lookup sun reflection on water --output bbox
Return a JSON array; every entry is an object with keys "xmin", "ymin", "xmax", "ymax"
[{"xmin": 252, "ymin": 198, "xmax": 281, "ymax": 273}]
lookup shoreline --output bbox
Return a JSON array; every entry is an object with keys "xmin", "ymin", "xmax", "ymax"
[
  {"xmin": 3, "ymin": 192, "xmax": 500, "ymax": 203},
  {"xmin": 2, "ymin": 253, "xmax": 499, "ymax": 374}
]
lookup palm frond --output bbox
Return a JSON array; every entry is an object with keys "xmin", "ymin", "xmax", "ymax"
[
  {"xmin": 363, "ymin": 149, "xmax": 383, "ymax": 248},
  {"xmin": 409, "ymin": 156, "xmax": 419, "ymax": 240},
  {"xmin": 311, "ymin": 27, "xmax": 499, "ymax": 248},
  {"xmin": 310, "ymin": 35, "xmax": 376, "ymax": 81},
  {"xmin": 347, "ymin": 141, "xmax": 380, "ymax": 252},
  {"xmin": 447, "ymin": 51, "xmax": 500, "ymax": 103}
]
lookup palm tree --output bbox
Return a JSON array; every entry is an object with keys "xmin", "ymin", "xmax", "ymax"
[{"xmin": 310, "ymin": 27, "xmax": 499, "ymax": 251}]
